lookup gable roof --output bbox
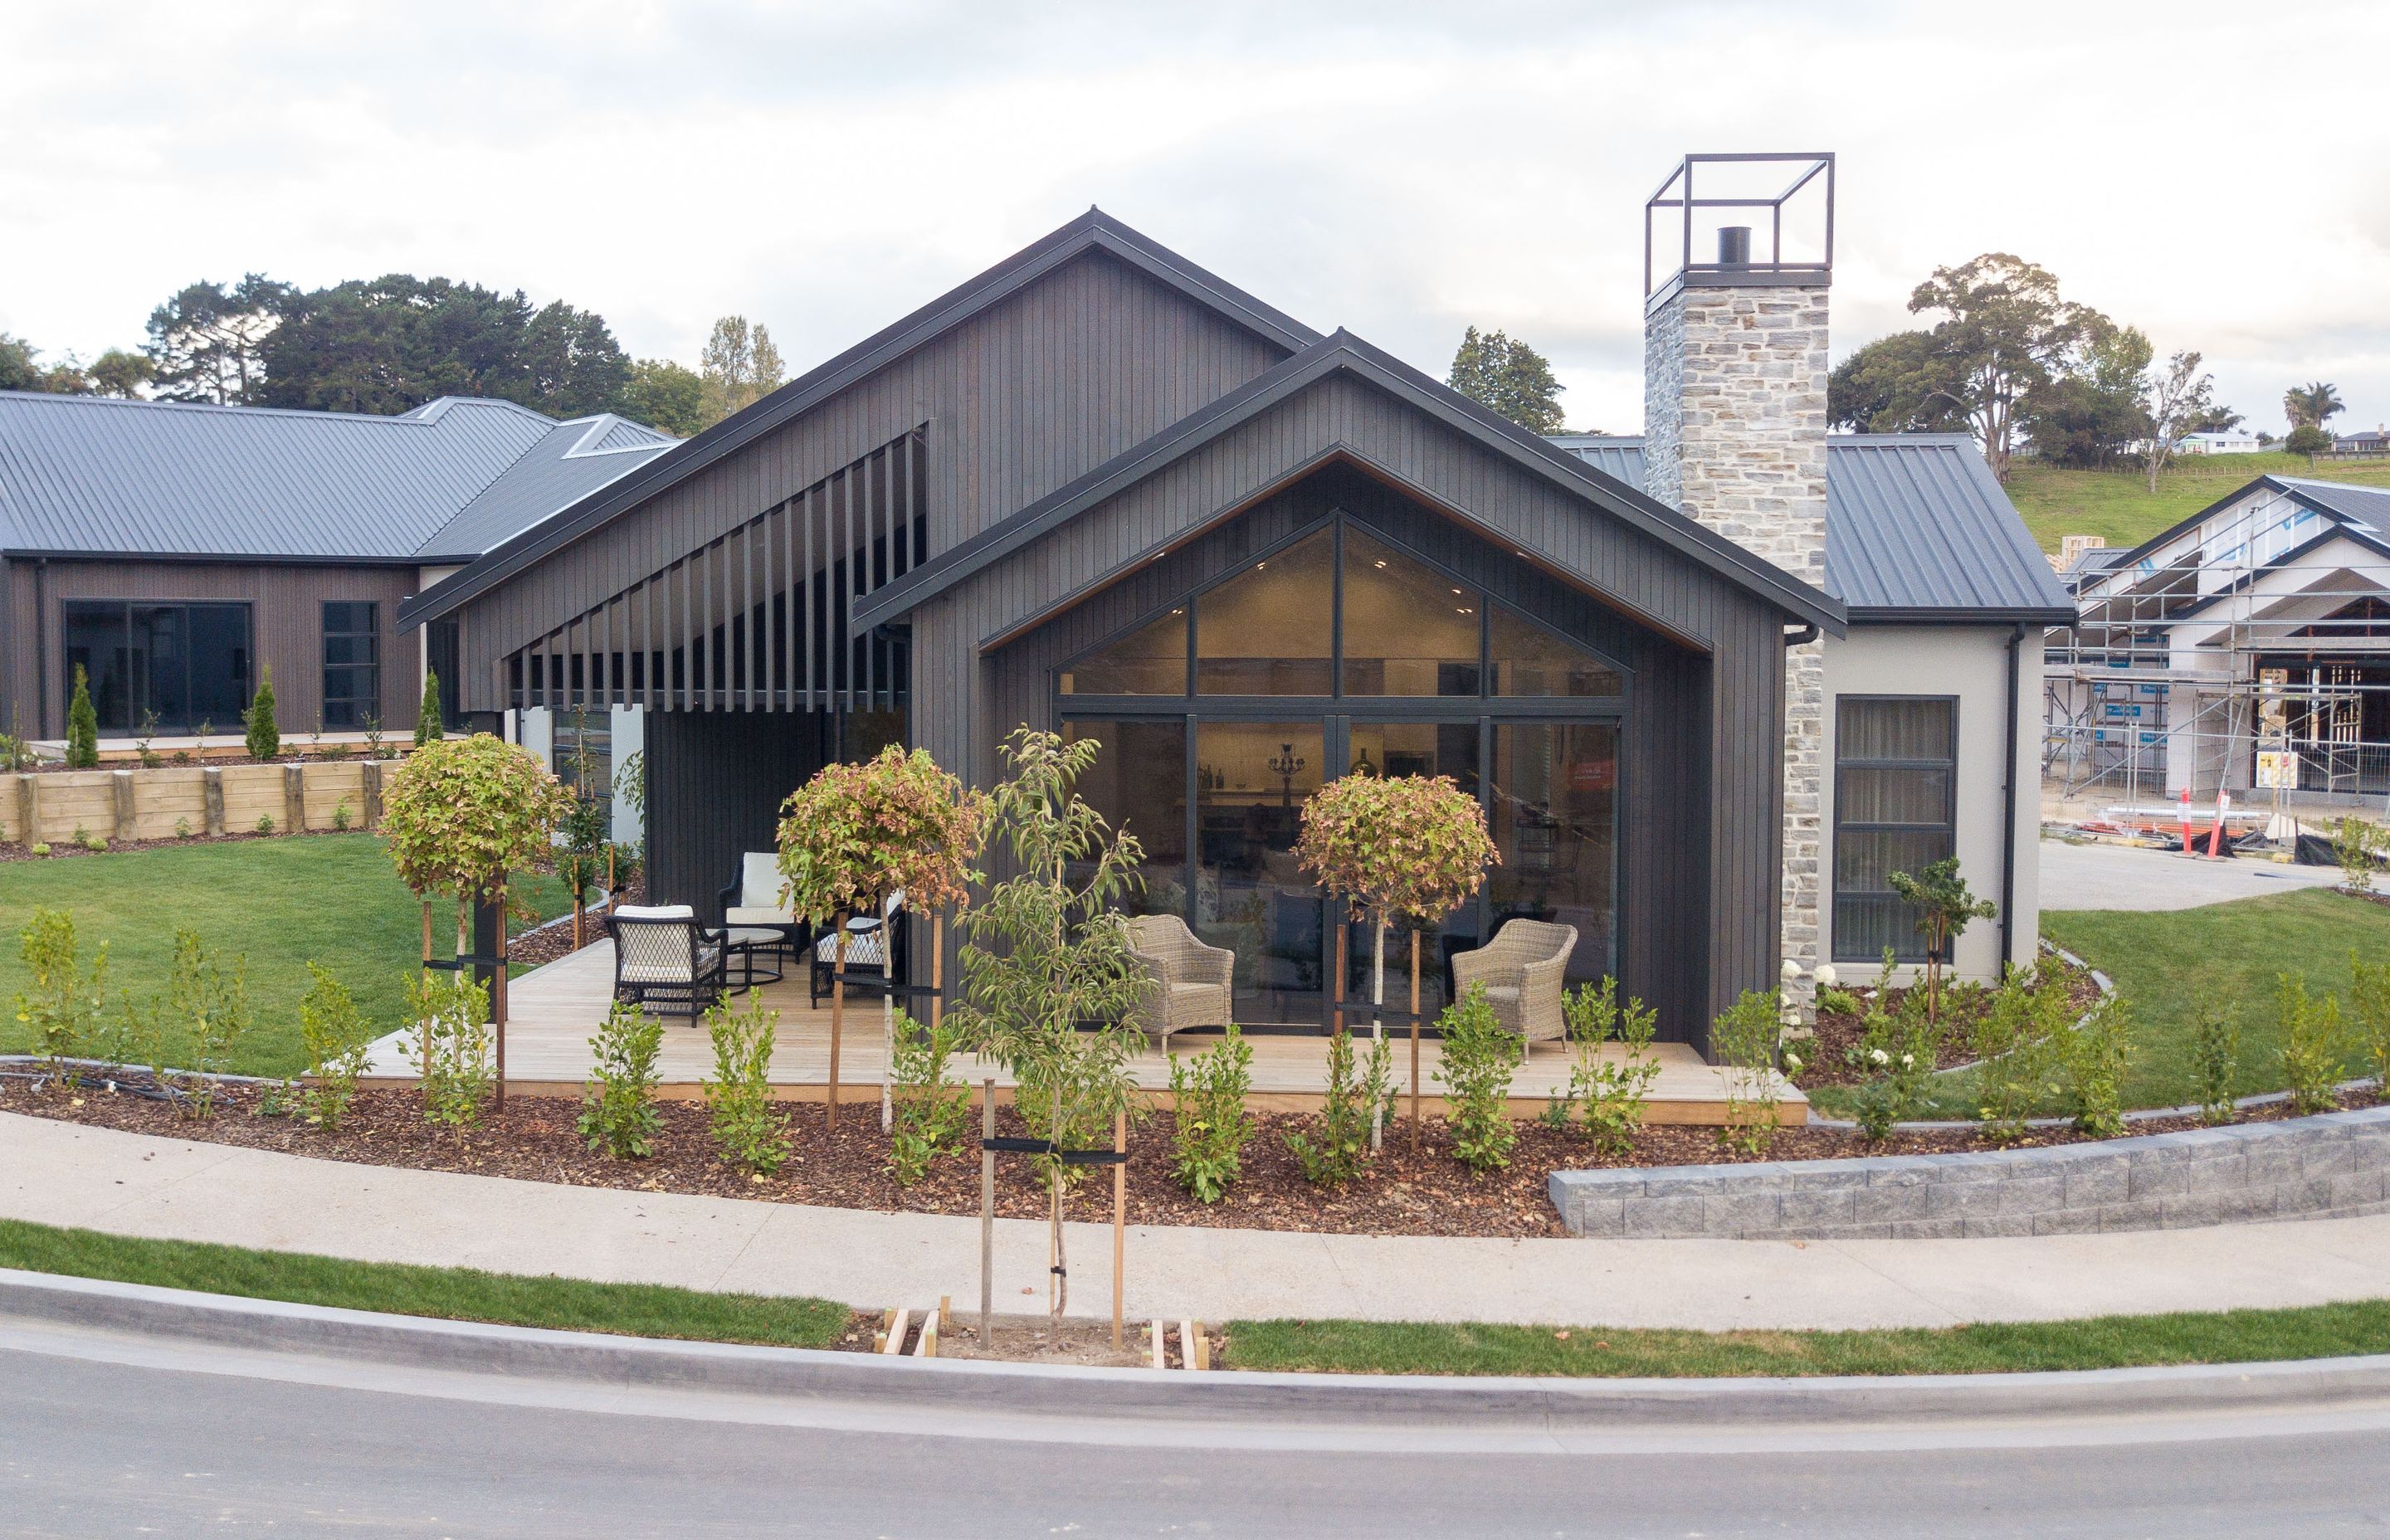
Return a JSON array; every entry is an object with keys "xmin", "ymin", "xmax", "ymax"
[
  {"xmin": 399, "ymin": 208, "xmax": 1323, "ymax": 629},
  {"xmin": 1547, "ymin": 433, "xmax": 2075, "ymax": 624},
  {"xmin": 0, "ymin": 390, "xmax": 675, "ymax": 564},
  {"xmin": 850, "ymin": 329, "xmax": 1844, "ymax": 636},
  {"xmin": 2085, "ymin": 475, "xmax": 2390, "ymax": 591}
]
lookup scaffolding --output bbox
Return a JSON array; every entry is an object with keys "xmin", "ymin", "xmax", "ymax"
[{"xmin": 2041, "ymin": 482, "xmax": 2390, "ymax": 813}]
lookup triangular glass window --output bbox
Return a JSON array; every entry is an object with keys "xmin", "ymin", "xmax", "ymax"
[
  {"xmin": 1060, "ymin": 607, "xmax": 1186, "ymax": 695},
  {"xmin": 1195, "ymin": 529, "xmax": 1334, "ymax": 695},
  {"xmin": 1488, "ymin": 604, "xmax": 1621, "ymax": 697}
]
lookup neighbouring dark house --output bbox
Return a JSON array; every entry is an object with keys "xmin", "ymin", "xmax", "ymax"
[
  {"xmin": 399, "ymin": 169, "xmax": 2066, "ymax": 1049},
  {"xmin": 0, "ymin": 393, "xmax": 674, "ymax": 748}
]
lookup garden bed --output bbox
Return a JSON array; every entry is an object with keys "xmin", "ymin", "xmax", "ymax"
[
  {"xmin": 8, "ymin": 1073, "xmax": 2378, "ymax": 1240},
  {"xmin": 1788, "ymin": 954, "xmax": 2103, "ymax": 1089}
]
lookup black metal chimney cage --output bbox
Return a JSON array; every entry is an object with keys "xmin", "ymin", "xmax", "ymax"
[{"xmin": 1645, "ymin": 153, "xmax": 1834, "ymax": 295}]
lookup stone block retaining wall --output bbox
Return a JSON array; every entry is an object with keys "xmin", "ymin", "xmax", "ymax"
[{"xmin": 1550, "ymin": 1105, "xmax": 2390, "ymax": 1239}]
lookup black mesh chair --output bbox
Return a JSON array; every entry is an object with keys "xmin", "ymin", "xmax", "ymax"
[{"xmin": 606, "ymin": 905, "xmax": 730, "ymax": 1024}]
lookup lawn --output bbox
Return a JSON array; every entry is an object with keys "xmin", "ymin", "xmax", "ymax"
[
  {"xmin": 1224, "ymin": 1304, "xmax": 2390, "ymax": 1377},
  {"xmin": 0, "ymin": 1219, "xmax": 846, "ymax": 1348},
  {"xmin": 2004, "ymin": 453, "xmax": 2390, "ymax": 553},
  {"xmin": 0, "ymin": 835, "xmax": 571, "ymax": 1078}
]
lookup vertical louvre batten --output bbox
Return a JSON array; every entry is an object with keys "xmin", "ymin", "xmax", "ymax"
[{"xmin": 495, "ymin": 429, "xmax": 923, "ymax": 716}]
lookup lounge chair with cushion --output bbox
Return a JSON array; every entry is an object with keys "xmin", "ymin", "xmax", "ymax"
[
  {"xmin": 1121, "ymin": 913, "xmax": 1234, "ymax": 1054},
  {"xmin": 718, "ymin": 851, "xmax": 807, "ymax": 987},
  {"xmin": 1448, "ymin": 918, "xmax": 1578, "ymax": 1044},
  {"xmin": 810, "ymin": 890, "xmax": 904, "ymax": 1004},
  {"xmin": 607, "ymin": 904, "xmax": 730, "ymax": 1024}
]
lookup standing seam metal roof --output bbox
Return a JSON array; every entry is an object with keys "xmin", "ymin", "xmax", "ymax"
[
  {"xmin": 1545, "ymin": 432, "xmax": 2075, "ymax": 621},
  {"xmin": 0, "ymin": 391, "xmax": 673, "ymax": 562}
]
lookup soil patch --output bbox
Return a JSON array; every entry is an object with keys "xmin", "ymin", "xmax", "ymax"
[{"xmin": 7, "ymin": 1074, "xmax": 2378, "ymax": 1240}]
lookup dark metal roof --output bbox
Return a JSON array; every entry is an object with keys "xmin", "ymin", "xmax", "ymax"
[
  {"xmin": 0, "ymin": 390, "xmax": 671, "ymax": 563},
  {"xmin": 400, "ymin": 207, "xmax": 1324, "ymax": 629},
  {"xmin": 413, "ymin": 414, "xmax": 676, "ymax": 562},
  {"xmin": 852, "ymin": 330, "xmax": 1845, "ymax": 636},
  {"xmin": 2276, "ymin": 476, "xmax": 2390, "ymax": 545},
  {"xmin": 1545, "ymin": 432, "xmax": 2075, "ymax": 623}
]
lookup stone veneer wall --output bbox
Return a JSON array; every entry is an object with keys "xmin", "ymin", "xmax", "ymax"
[
  {"xmin": 1643, "ymin": 281, "xmax": 1831, "ymax": 978},
  {"xmin": 1549, "ymin": 1106, "xmax": 2390, "ymax": 1239}
]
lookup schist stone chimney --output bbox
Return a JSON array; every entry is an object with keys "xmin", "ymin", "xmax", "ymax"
[{"xmin": 1641, "ymin": 154, "xmax": 1833, "ymax": 982}]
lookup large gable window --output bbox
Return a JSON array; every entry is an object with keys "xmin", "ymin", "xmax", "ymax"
[{"xmin": 1059, "ymin": 514, "xmax": 1624, "ymax": 704}]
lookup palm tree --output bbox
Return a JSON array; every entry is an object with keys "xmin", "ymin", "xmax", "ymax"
[{"xmin": 2285, "ymin": 382, "xmax": 2345, "ymax": 431}]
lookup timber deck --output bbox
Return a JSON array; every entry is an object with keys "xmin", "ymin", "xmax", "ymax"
[{"xmin": 361, "ymin": 941, "xmax": 1806, "ymax": 1126}]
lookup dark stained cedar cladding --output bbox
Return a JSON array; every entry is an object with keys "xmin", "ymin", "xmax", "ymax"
[{"xmin": 414, "ymin": 217, "xmax": 1819, "ymax": 1048}]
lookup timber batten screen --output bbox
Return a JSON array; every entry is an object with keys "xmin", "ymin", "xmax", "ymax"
[{"xmin": 500, "ymin": 430, "xmax": 924, "ymax": 714}]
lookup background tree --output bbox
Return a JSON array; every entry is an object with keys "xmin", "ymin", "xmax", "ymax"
[
  {"xmin": 621, "ymin": 358, "xmax": 711, "ymax": 436},
  {"xmin": 0, "ymin": 332, "xmax": 96, "ymax": 394},
  {"xmin": 1826, "ymin": 331, "xmax": 1971, "ymax": 433},
  {"xmin": 85, "ymin": 349, "xmax": 154, "ymax": 399},
  {"xmin": 700, "ymin": 315, "xmax": 785, "ymax": 422},
  {"xmin": 144, "ymin": 275, "xmax": 292, "ymax": 403},
  {"xmin": 520, "ymin": 300, "xmax": 632, "ymax": 417},
  {"xmin": 1907, "ymin": 253, "xmax": 2111, "ymax": 480},
  {"xmin": 1447, "ymin": 326, "xmax": 1566, "ymax": 434},
  {"xmin": 2013, "ymin": 324, "xmax": 2150, "ymax": 467},
  {"xmin": 2284, "ymin": 381, "xmax": 2345, "ymax": 434},
  {"xmin": 2141, "ymin": 349, "xmax": 2222, "ymax": 490}
]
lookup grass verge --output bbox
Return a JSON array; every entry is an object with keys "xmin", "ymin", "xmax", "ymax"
[
  {"xmin": 0, "ymin": 1218, "xmax": 847, "ymax": 1349},
  {"xmin": 0, "ymin": 834, "xmax": 571, "ymax": 1076},
  {"xmin": 1225, "ymin": 1304, "xmax": 2390, "ymax": 1377}
]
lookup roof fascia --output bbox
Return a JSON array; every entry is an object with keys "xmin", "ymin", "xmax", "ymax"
[
  {"xmin": 1847, "ymin": 605, "xmax": 2077, "ymax": 626},
  {"xmin": 398, "ymin": 211, "xmax": 1321, "ymax": 631}
]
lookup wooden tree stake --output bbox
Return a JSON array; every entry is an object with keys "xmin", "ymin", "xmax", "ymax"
[
  {"xmin": 1111, "ymin": 1109, "xmax": 1127, "ymax": 1352},
  {"xmin": 979, "ymin": 1076, "xmax": 996, "ymax": 1346},
  {"xmin": 1408, "ymin": 931, "xmax": 1422, "ymax": 1150},
  {"xmin": 494, "ymin": 882, "xmax": 510, "ymax": 1113},
  {"xmin": 420, "ymin": 899, "xmax": 434, "ymax": 1081},
  {"xmin": 827, "ymin": 913, "xmax": 846, "ymax": 1132}
]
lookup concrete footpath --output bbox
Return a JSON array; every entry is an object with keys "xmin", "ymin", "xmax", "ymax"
[{"xmin": 9, "ymin": 1111, "xmax": 2390, "ymax": 1332}]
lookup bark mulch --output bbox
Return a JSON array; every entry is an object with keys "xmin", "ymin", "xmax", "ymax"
[
  {"xmin": 506, "ymin": 882, "xmax": 646, "ymax": 969},
  {"xmin": 1789, "ymin": 957, "xmax": 2105, "ymax": 1089},
  {"xmin": 9, "ymin": 1074, "xmax": 2375, "ymax": 1240}
]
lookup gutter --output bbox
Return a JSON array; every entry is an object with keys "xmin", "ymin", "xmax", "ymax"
[{"xmin": 2001, "ymin": 622, "xmax": 2024, "ymax": 967}]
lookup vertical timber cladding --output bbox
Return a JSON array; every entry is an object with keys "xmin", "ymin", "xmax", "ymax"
[
  {"xmin": 646, "ymin": 707, "xmax": 836, "ymax": 920},
  {"xmin": 503, "ymin": 432, "xmax": 926, "ymax": 716}
]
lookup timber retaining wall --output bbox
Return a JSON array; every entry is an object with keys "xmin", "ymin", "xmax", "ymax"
[{"xmin": 1, "ymin": 761, "xmax": 392, "ymax": 847}]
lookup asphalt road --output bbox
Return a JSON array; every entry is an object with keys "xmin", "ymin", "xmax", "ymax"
[{"xmin": 8, "ymin": 1338, "xmax": 2390, "ymax": 1538}]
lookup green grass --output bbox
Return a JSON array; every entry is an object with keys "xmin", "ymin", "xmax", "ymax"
[
  {"xmin": 1225, "ymin": 1304, "xmax": 2390, "ymax": 1377},
  {"xmin": 2006, "ymin": 454, "xmax": 2390, "ymax": 553},
  {"xmin": 0, "ymin": 835, "xmax": 570, "ymax": 1077},
  {"xmin": 0, "ymin": 1218, "xmax": 847, "ymax": 1348}
]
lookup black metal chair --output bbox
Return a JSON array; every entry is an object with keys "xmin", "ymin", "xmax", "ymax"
[{"xmin": 606, "ymin": 905, "xmax": 730, "ymax": 1024}]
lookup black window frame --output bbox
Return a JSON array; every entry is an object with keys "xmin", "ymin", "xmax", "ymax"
[
  {"xmin": 320, "ymin": 600, "xmax": 381, "ymax": 730},
  {"xmin": 1830, "ymin": 694, "xmax": 1960, "ymax": 965},
  {"xmin": 59, "ymin": 599, "xmax": 254, "ymax": 737}
]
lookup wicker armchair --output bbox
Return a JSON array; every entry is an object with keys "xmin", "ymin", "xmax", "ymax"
[
  {"xmin": 607, "ymin": 904, "xmax": 729, "ymax": 1025},
  {"xmin": 1449, "ymin": 919, "xmax": 1578, "ymax": 1043},
  {"xmin": 1120, "ymin": 914, "xmax": 1234, "ymax": 1053}
]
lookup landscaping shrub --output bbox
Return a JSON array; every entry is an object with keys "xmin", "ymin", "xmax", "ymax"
[
  {"xmin": 1846, "ymin": 985, "xmax": 1941, "ymax": 1141},
  {"xmin": 12, "ymin": 908, "xmax": 108, "ymax": 1074},
  {"xmin": 1885, "ymin": 857, "xmax": 1996, "ymax": 1019},
  {"xmin": 2278, "ymin": 972, "xmax": 2347, "ymax": 1115},
  {"xmin": 2334, "ymin": 817, "xmax": 2385, "ymax": 895},
  {"xmin": 296, "ymin": 962, "xmax": 374, "ymax": 1131},
  {"xmin": 1710, "ymin": 988, "xmax": 1786, "ymax": 1156},
  {"xmin": 0, "ymin": 729, "xmax": 35, "ymax": 773},
  {"xmin": 65, "ymin": 665, "xmax": 100, "ymax": 768},
  {"xmin": 415, "ymin": 669, "xmax": 444, "ymax": 748},
  {"xmin": 1285, "ymin": 1026, "xmax": 1392, "ymax": 1186},
  {"xmin": 2064, "ymin": 995, "xmax": 2132, "ymax": 1138},
  {"xmin": 886, "ymin": 1009, "xmax": 971, "ymax": 1184},
  {"xmin": 401, "ymin": 969, "xmax": 494, "ymax": 1128},
  {"xmin": 127, "ymin": 931, "xmax": 253, "ymax": 1119},
  {"xmin": 1436, "ymin": 983, "xmax": 1520, "ymax": 1172},
  {"xmin": 1167, "ymin": 1026, "xmax": 1253, "ymax": 1202},
  {"xmin": 703, "ymin": 992, "xmax": 788, "ymax": 1176},
  {"xmin": 578, "ymin": 998, "xmax": 664, "ymax": 1159},
  {"xmin": 2191, "ymin": 1005, "xmax": 2241, "ymax": 1126},
  {"xmin": 2352, "ymin": 950, "xmax": 2390, "ymax": 1097},
  {"xmin": 1972, "ymin": 965, "xmax": 2075, "ymax": 1144},
  {"xmin": 244, "ymin": 665, "xmax": 280, "ymax": 762},
  {"xmin": 1558, "ymin": 976, "xmax": 1661, "ymax": 1156},
  {"xmin": 332, "ymin": 801, "xmax": 353, "ymax": 831}
]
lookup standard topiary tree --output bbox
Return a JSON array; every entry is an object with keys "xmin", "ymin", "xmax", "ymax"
[
  {"xmin": 382, "ymin": 733, "xmax": 575, "ymax": 1106},
  {"xmin": 244, "ymin": 665, "xmax": 280, "ymax": 762},
  {"xmin": 1296, "ymin": 771, "xmax": 1496, "ymax": 1148},
  {"xmin": 777, "ymin": 745, "xmax": 986, "ymax": 1131},
  {"xmin": 1887, "ymin": 855, "xmax": 1997, "ymax": 1020},
  {"xmin": 414, "ymin": 668, "xmax": 443, "ymax": 748},
  {"xmin": 64, "ymin": 665, "xmax": 100, "ymax": 768}
]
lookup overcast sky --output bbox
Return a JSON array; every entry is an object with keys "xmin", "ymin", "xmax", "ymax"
[{"xmin": 7, "ymin": 1, "xmax": 2388, "ymax": 436}]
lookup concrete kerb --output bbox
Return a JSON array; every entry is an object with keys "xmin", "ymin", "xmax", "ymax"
[{"xmin": 10, "ymin": 1267, "xmax": 2390, "ymax": 1438}]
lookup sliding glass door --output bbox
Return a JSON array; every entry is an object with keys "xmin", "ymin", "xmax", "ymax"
[{"xmin": 62, "ymin": 601, "xmax": 252, "ymax": 735}]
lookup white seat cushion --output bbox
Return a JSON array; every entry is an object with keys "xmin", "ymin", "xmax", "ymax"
[
  {"xmin": 816, "ymin": 927, "xmax": 887, "ymax": 966},
  {"xmin": 616, "ymin": 904, "xmax": 695, "ymax": 921},
  {"xmin": 739, "ymin": 852, "xmax": 784, "ymax": 911},
  {"xmin": 619, "ymin": 946, "xmax": 719, "ymax": 984}
]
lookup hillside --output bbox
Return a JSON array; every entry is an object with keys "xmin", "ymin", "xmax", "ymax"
[{"xmin": 2005, "ymin": 452, "xmax": 2390, "ymax": 553}]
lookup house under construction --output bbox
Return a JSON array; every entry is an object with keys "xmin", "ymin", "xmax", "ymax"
[{"xmin": 2046, "ymin": 475, "xmax": 2390, "ymax": 807}]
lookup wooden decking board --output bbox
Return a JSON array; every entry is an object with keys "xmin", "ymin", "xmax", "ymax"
[{"xmin": 362, "ymin": 941, "xmax": 1807, "ymax": 1125}]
